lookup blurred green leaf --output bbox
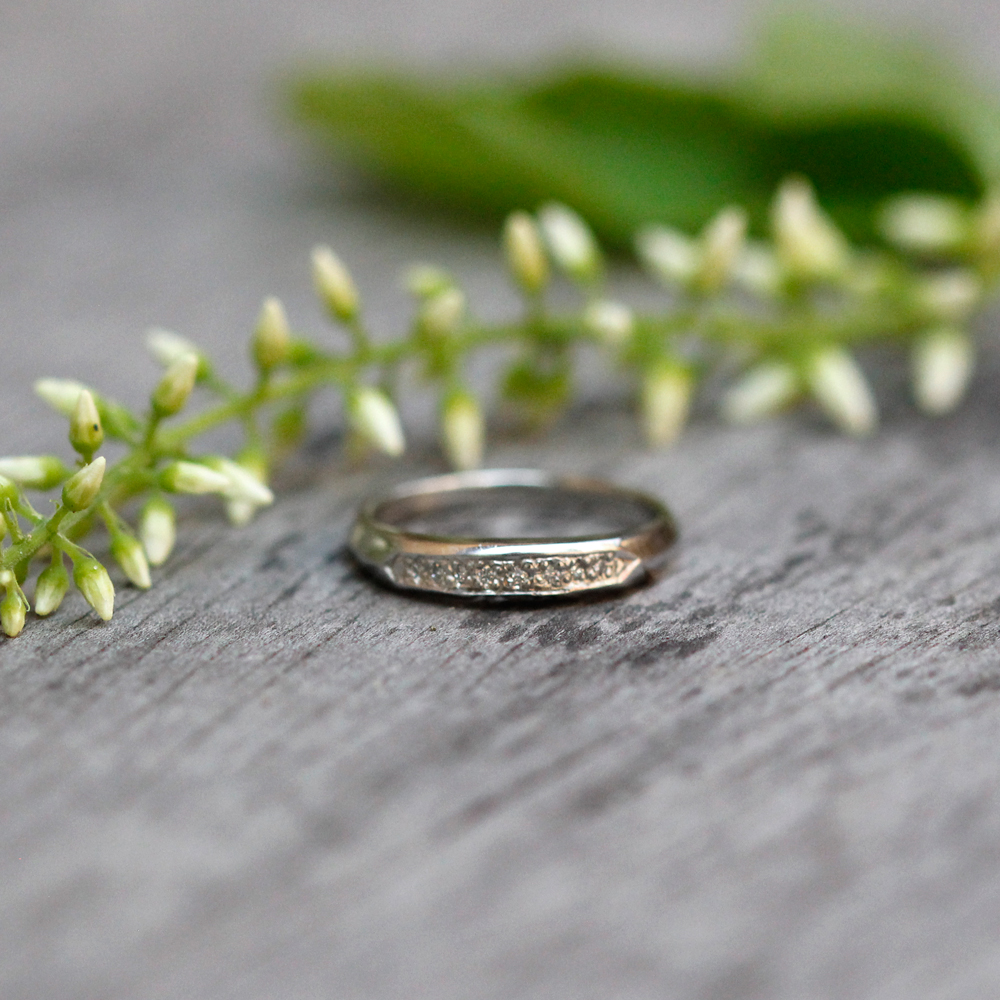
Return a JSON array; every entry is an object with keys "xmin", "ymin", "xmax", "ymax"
[{"xmin": 285, "ymin": 9, "xmax": 997, "ymax": 247}]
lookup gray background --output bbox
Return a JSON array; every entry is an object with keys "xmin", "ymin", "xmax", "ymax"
[{"xmin": 4, "ymin": 2, "xmax": 1000, "ymax": 998}]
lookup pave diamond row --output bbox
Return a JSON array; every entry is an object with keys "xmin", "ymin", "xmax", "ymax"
[{"xmin": 394, "ymin": 551, "xmax": 632, "ymax": 593}]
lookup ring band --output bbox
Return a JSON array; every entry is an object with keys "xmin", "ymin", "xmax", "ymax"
[{"xmin": 349, "ymin": 469, "xmax": 677, "ymax": 599}]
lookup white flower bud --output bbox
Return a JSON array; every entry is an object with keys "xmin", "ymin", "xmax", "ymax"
[
  {"xmin": 61, "ymin": 456, "xmax": 105, "ymax": 512},
  {"xmin": 140, "ymin": 497, "xmax": 176, "ymax": 566},
  {"xmin": 807, "ymin": 347, "xmax": 877, "ymax": 436},
  {"xmin": 111, "ymin": 533, "xmax": 152, "ymax": 589},
  {"xmin": 34, "ymin": 558, "xmax": 70, "ymax": 616},
  {"xmin": 640, "ymin": 364, "xmax": 693, "ymax": 446},
  {"xmin": 348, "ymin": 388, "xmax": 406, "ymax": 457},
  {"xmin": 879, "ymin": 194, "xmax": 969, "ymax": 255},
  {"xmin": 914, "ymin": 270, "xmax": 981, "ymax": 322},
  {"xmin": 912, "ymin": 327, "xmax": 974, "ymax": 415},
  {"xmin": 1, "ymin": 588, "xmax": 26, "ymax": 638},
  {"xmin": 146, "ymin": 328, "xmax": 202, "ymax": 368},
  {"xmin": 34, "ymin": 378, "xmax": 87, "ymax": 417},
  {"xmin": 0, "ymin": 456, "xmax": 71, "ymax": 490},
  {"xmin": 538, "ymin": 203, "xmax": 601, "ymax": 283},
  {"xmin": 252, "ymin": 296, "xmax": 291, "ymax": 372},
  {"xmin": 312, "ymin": 245, "xmax": 359, "ymax": 322},
  {"xmin": 404, "ymin": 264, "xmax": 453, "ymax": 299},
  {"xmin": 583, "ymin": 299, "xmax": 634, "ymax": 347},
  {"xmin": 732, "ymin": 243, "xmax": 783, "ymax": 297},
  {"xmin": 722, "ymin": 362, "xmax": 799, "ymax": 424},
  {"xmin": 696, "ymin": 207, "xmax": 748, "ymax": 293},
  {"xmin": 420, "ymin": 287, "xmax": 465, "ymax": 338},
  {"xmin": 73, "ymin": 557, "xmax": 115, "ymax": 621},
  {"xmin": 152, "ymin": 352, "xmax": 199, "ymax": 417},
  {"xmin": 772, "ymin": 177, "xmax": 850, "ymax": 281},
  {"xmin": 161, "ymin": 460, "xmax": 230, "ymax": 495},
  {"xmin": 210, "ymin": 450, "xmax": 271, "ymax": 526},
  {"xmin": 69, "ymin": 389, "xmax": 103, "ymax": 457},
  {"xmin": 635, "ymin": 226, "xmax": 697, "ymax": 286},
  {"xmin": 203, "ymin": 457, "xmax": 274, "ymax": 507},
  {"xmin": 441, "ymin": 391, "xmax": 484, "ymax": 470},
  {"xmin": 503, "ymin": 211, "xmax": 549, "ymax": 295}
]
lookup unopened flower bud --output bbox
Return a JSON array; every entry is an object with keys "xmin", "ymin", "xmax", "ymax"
[
  {"xmin": 879, "ymin": 194, "xmax": 969, "ymax": 255},
  {"xmin": 1, "ymin": 587, "xmax": 26, "ymax": 638},
  {"xmin": 538, "ymin": 203, "xmax": 601, "ymax": 283},
  {"xmin": 773, "ymin": 177, "xmax": 850, "ymax": 281},
  {"xmin": 912, "ymin": 327, "xmax": 974, "ymax": 415},
  {"xmin": 111, "ymin": 532, "xmax": 152, "ymax": 589},
  {"xmin": 161, "ymin": 460, "xmax": 230, "ymax": 495},
  {"xmin": 34, "ymin": 378, "xmax": 87, "ymax": 417},
  {"xmin": 420, "ymin": 287, "xmax": 465, "ymax": 338},
  {"xmin": 807, "ymin": 347, "xmax": 877, "ymax": 436},
  {"xmin": 732, "ymin": 243, "xmax": 783, "ymax": 297},
  {"xmin": 252, "ymin": 296, "xmax": 291, "ymax": 372},
  {"xmin": 61, "ymin": 456, "xmax": 105, "ymax": 511},
  {"xmin": 722, "ymin": 362, "xmax": 799, "ymax": 424},
  {"xmin": 348, "ymin": 387, "xmax": 406, "ymax": 457},
  {"xmin": 441, "ymin": 390, "xmax": 484, "ymax": 470},
  {"xmin": 0, "ymin": 456, "xmax": 70, "ymax": 490},
  {"xmin": 69, "ymin": 389, "xmax": 103, "ymax": 457},
  {"xmin": 696, "ymin": 207, "xmax": 748, "ymax": 293},
  {"xmin": 312, "ymin": 245, "xmax": 359, "ymax": 322},
  {"xmin": 503, "ymin": 212, "xmax": 549, "ymax": 295},
  {"xmin": 583, "ymin": 299, "xmax": 634, "ymax": 347},
  {"xmin": 0, "ymin": 474, "xmax": 18, "ymax": 505},
  {"xmin": 140, "ymin": 496, "xmax": 176, "ymax": 566},
  {"xmin": 404, "ymin": 264, "xmax": 453, "ymax": 299},
  {"xmin": 636, "ymin": 226, "xmax": 697, "ymax": 286},
  {"xmin": 640, "ymin": 364, "xmax": 693, "ymax": 446},
  {"xmin": 34, "ymin": 558, "xmax": 70, "ymax": 616},
  {"xmin": 914, "ymin": 270, "xmax": 981, "ymax": 322},
  {"xmin": 146, "ymin": 328, "xmax": 203, "ymax": 369},
  {"xmin": 218, "ymin": 449, "xmax": 271, "ymax": 526},
  {"xmin": 35, "ymin": 380, "xmax": 139, "ymax": 442},
  {"xmin": 73, "ymin": 557, "xmax": 115, "ymax": 621},
  {"xmin": 204, "ymin": 457, "xmax": 274, "ymax": 506},
  {"xmin": 151, "ymin": 352, "xmax": 198, "ymax": 417}
]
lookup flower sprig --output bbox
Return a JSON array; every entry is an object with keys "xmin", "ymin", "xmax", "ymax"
[{"xmin": 2, "ymin": 176, "xmax": 999, "ymax": 637}]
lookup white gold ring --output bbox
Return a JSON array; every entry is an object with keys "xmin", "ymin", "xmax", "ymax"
[{"xmin": 349, "ymin": 468, "xmax": 677, "ymax": 599}]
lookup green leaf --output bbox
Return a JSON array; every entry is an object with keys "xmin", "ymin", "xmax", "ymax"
[
  {"xmin": 284, "ymin": 10, "xmax": 998, "ymax": 247},
  {"xmin": 734, "ymin": 10, "xmax": 990, "ymax": 229}
]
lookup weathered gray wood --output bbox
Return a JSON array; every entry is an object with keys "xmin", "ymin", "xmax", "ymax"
[{"xmin": 4, "ymin": 3, "xmax": 1000, "ymax": 998}]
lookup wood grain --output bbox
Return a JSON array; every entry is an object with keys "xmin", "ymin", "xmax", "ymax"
[{"xmin": 3, "ymin": 3, "xmax": 1000, "ymax": 998}]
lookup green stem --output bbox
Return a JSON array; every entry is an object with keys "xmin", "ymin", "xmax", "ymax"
[{"xmin": 2, "ymin": 506, "xmax": 69, "ymax": 568}]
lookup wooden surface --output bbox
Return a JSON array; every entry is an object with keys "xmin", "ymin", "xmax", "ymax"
[{"xmin": 4, "ymin": 3, "xmax": 1000, "ymax": 998}]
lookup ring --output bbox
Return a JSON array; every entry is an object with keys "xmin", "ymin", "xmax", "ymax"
[{"xmin": 349, "ymin": 469, "xmax": 677, "ymax": 599}]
